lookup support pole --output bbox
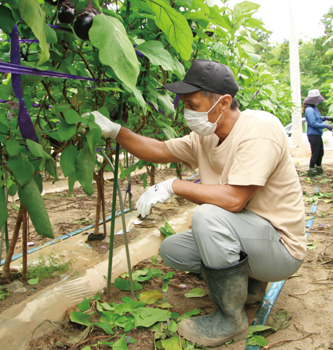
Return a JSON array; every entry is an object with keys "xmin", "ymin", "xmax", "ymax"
[{"xmin": 289, "ymin": 0, "xmax": 303, "ymax": 147}]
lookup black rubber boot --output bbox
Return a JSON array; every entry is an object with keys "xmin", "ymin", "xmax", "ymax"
[
  {"xmin": 178, "ymin": 253, "xmax": 249, "ymax": 347},
  {"xmin": 307, "ymin": 167, "xmax": 317, "ymax": 177},
  {"xmin": 246, "ymin": 278, "xmax": 268, "ymax": 305}
]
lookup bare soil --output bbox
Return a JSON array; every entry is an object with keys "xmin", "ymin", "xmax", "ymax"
[{"xmin": 3, "ymin": 148, "xmax": 333, "ymax": 350}]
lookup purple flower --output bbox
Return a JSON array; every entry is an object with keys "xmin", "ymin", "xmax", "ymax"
[
  {"xmin": 126, "ymin": 336, "xmax": 131, "ymax": 345},
  {"xmin": 101, "ymin": 245, "xmax": 106, "ymax": 249}
]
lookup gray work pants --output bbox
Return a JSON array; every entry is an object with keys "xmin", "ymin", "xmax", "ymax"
[{"xmin": 160, "ymin": 204, "xmax": 303, "ymax": 282}]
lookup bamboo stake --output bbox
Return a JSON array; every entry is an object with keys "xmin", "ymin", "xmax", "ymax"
[{"xmin": 22, "ymin": 207, "xmax": 28, "ymax": 275}]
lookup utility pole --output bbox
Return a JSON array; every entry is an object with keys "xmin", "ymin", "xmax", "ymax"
[{"xmin": 289, "ymin": 0, "xmax": 303, "ymax": 146}]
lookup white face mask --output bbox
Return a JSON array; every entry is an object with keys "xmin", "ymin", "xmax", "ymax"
[{"xmin": 184, "ymin": 96, "xmax": 223, "ymax": 136}]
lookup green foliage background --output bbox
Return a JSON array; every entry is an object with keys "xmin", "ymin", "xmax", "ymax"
[{"xmin": 0, "ymin": 0, "xmax": 312, "ymax": 233}]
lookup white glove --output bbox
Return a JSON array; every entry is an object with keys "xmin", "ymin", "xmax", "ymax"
[
  {"xmin": 81, "ymin": 111, "xmax": 121, "ymax": 138},
  {"xmin": 136, "ymin": 178, "xmax": 177, "ymax": 218}
]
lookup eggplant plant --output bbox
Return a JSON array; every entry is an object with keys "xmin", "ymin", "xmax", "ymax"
[{"xmin": 0, "ymin": 0, "xmax": 294, "ymax": 282}]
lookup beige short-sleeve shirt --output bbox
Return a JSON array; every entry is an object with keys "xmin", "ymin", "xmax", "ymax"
[{"xmin": 165, "ymin": 109, "xmax": 306, "ymax": 261}]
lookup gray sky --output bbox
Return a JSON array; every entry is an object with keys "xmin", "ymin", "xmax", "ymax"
[{"xmin": 221, "ymin": 0, "xmax": 333, "ymax": 43}]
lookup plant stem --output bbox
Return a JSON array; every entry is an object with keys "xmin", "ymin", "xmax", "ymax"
[{"xmin": 2, "ymin": 204, "xmax": 23, "ymax": 278}]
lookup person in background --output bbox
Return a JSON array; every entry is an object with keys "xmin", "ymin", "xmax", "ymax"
[{"xmin": 304, "ymin": 89, "xmax": 333, "ymax": 177}]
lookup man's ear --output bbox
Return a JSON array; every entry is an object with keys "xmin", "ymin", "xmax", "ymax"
[{"xmin": 219, "ymin": 94, "xmax": 232, "ymax": 112}]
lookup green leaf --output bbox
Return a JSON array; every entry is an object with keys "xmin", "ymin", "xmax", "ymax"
[
  {"xmin": 75, "ymin": 138, "xmax": 95, "ymax": 196},
  {"xmin": 161, "ymin": 336, "xmax": 184, "ymax": 350},
  {"xmin": 161, "ymin": 271, "xmax": 174, "ymax": 292},
  {"xmin": 248, "ymin": 325, "xmax": 272, "ymax": 337},
  {"xmin": 184, "ymin": 287, "xmax": 205, "ymax": 298},
  {"xmin": 86, "ymin": 121, "xmax": 102, "ymax": 153},
  {"xmin": 45, "ymin": 158, "xmax": 59, "ymax": 181},
  {"xmin": 8, "ymin": 153, "xmax": 34, "ymax": 187},
  {"xmin": 247, "ymin": 52, "xmax": 261, "ymax": 63},
  {"xmin": 133, "ymin": 87, "xmax": 147, "ymax": 114},
  {"xmin": 124, "ymin": 321, "xmax": 134, "ymax": 332},
  {"xmin": 136, "ymin": 41, "xmax": 175, "ymax": 71},
  {"xmin": 132, "ymin": 307, "xmax": 170, "ymax": 327},
  {"xmin": 33, "ymin": 173, "xmax": 43, "ymax": 193},
  {"xmin": 89, "ymin": 14, "xmax": 140, "ymax": 90},
  {"xmin": 44, "ymin": 24, "xmax": 57, "ymax": 44},
  {"xmin": 208, "ymin": 6, "xmax": 231, "ymax": 31},
  {"xmin": 28, "ymin": 278, "xmax": 39, "ymax": 285},
  {"xmin": 267, "ymin": 309, "xmax": 292, "ymax": 330},
  {"xmin": 167, "ymin": 320, "xmax": 178, "ymax": 333},
  {"xmin": 247, "ymin": 335, "xmax": 269, "ymax": 347},
  {"xmin": 326, "ymin": 48, "xmax": 333, "ymax": 55},
  {"xmin": 70, "ymin": 311, "xmax": 92, "ymax": 326},
  {"xmin": 236, "ymin": 1, "xmax": 260, "ymax": 13},
  {"xmin": 112, "ymin": 334, "xmax": 129, "ymax": 350},
  {"xmin": 26, "ymin": 139, "xmax": 51, "ymax": 159},
  {"xmin": 60, "ymin": 145, "xmax": 78, "ymax": 177},
  {"xmin": 0, "ymin": 5, "xmax": 16, "ymax": 34},
  {"xmin": 77, "ymin": 298, "xmax": 91, "ymax": 312},
  {"xmin": 64, "ymin": 110, "xmax": 83, "ymax": 125},
  {"xmin": 146, "ymin": 0, "xmax": 193, "ymax": 60},
  {"xmin": 93, "ymin": 322, "xmax": 114, "ymax": 335},
  {"xmin": 19, "ymin": 0, "xmax": 50, "ymax": 66},
  {"xmin": 57, "ymin": 121, "xmax": 77, "ymax": 141},
  {"xmin": 6, "ymin": 137, "xmax": 21, "ymax": 156},
  {"xmin": 68, "ymin": 172, "xmax": 77, "ymax": 195},
  {"xmin": 177, "ymin": 308, "xmax": 201, "ymax": 321},
  {"xmin": 0, "ymin": 186, "xmax": 8, "ymax": 230},
  {"xmin": 114, "ymin": 277, "xmax": 143, "ymax": 291},
  {"xmin": 138, "ymin": 290, "xmax": 164, "ymax": 304}
]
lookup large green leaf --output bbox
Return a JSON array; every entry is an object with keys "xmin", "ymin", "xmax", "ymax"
[
  {"xmin": 132, "ymin": 307, "xmax": 170, "ymax": 327},
  {"xmin": 70, "ymin": 311, "xmax": 92, "ymax": 326},
  {"xmin": 161, "ymin": 336, "xmax": 184, "ymax": 350},
  {"xmin": 0, "ymin": 5, "xmax": 16, "ymax": 34},
  {"xmin": 89, "ymin": 14, "xmax": 140, "ymax": 91},
  {"xmin": 8, "ymin": 153, "xmax": 34, "ymax": 187},
  {"xmin": 6, "ymin": 137, "xmax": 21, "ymax": 156},
  {"xmin": 57, "ymin": 121, "xmax": 77, "ymax": 141},
  {"xmin": 138, "ymin": 290, "xmax": 164, "ymax": 304},
  {"xmin": 75, "ymin": 138, "xmax": 95, "ymax": 196},
  {"xmin": 44, "ymin": 24, "xmax": 57, "ymax": 44},
  {"xmin": 0, "ymin": 186, "xmax": 8, "ymax": 230},
  {"xmin": 208, "ymin": 6, "xmax": 231, "ymax": 31},
  {"xmin": 19, "ymin": 0, "xmax": 49, "ymax": 66},
  {"xmin": 145, "ymin": 0, "xmax": 193, "ymax": 60},
  {"xmin": 136, "ymin": 41, "xmax": 175, "ymax": 72},
  {"xmin": 60, "ymin": 145, "xmax": 78, "ymax": 177}
]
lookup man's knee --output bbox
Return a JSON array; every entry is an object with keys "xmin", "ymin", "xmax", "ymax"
[{"xmin": 192, "ymin": 204, "xmax": 229, "ymax": 236}]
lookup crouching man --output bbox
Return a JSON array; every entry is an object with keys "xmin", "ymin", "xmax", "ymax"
[{"xmin": 89, "ymin": 59, "xmax": 306, "ymax": 347}]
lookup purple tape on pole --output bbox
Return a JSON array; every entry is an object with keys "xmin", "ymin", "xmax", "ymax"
[
  {"xmin": 0, "ymin": 62, "xmax": 116, "ymax": 82},
  {"xmin": 125, "ymin": 183, "xmax": 133, "ymax": 198},
  {"xmin": 173, "ymin": 93, "xmax": 180, "ymax": 109},
  {"xmin": 47, "ymin": 24, "xmax": 73, "ymax": 33},
  {"xmin": 133, "ymin": 44, "xmax": 144, "ymax": 58},
  {"xmin": 9, "ymin": 25, "xmax": 39, "ymax": 143}
]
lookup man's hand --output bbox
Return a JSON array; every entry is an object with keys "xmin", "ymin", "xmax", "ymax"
[
  {"xmin": 136, "ymin": 178, "xmax": 177, "ymax": 218},
  {"xmin": 81, "ymin": 111, "xmax": 121, "ymax": 138},
  {"xmin": 327, "ymin": 125, "xmax": 333, "ymax": 131}
]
